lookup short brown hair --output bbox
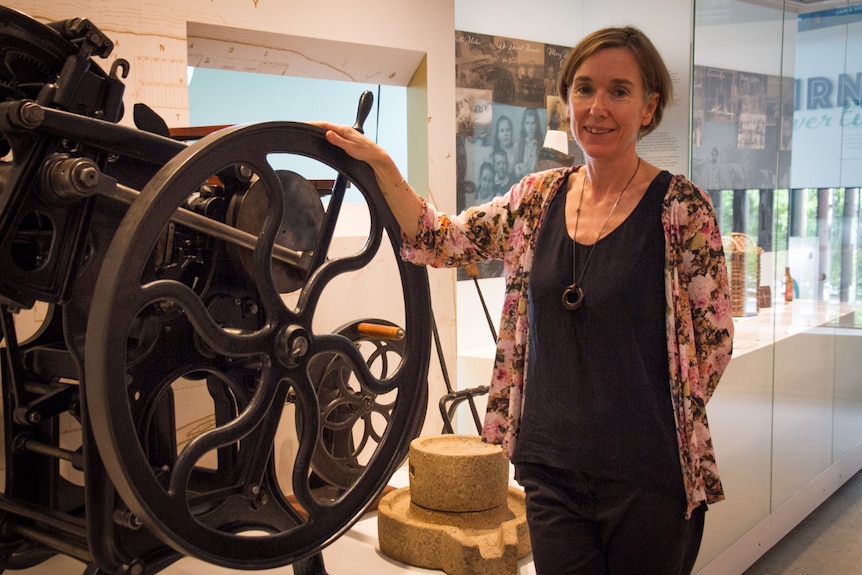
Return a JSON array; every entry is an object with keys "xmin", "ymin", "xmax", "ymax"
[{"xmin": 557, "ymin": 26, "xmax": 672, "ymax": 138}]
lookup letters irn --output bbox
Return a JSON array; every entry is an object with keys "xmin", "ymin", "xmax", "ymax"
[{"xmin": 796, "ymin": 72, "xmax": 862, "ymax": 110}]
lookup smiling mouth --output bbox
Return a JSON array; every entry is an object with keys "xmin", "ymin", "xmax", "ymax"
[{"xmin": 585, "ymin": 126, "xmax": 613, "ymax": 134}]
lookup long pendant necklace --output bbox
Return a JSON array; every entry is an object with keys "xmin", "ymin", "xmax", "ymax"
[{"xmin": 562, "ymin": 157, "xmax": 641, "ymax": 311}]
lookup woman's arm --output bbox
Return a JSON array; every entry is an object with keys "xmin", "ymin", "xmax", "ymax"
[
  {"xmin": 682, "ymin": 188, "xmax": 735, "ymax": 401},
  {"xmin": 311, "ymin": 122, "xmax": 423, "ymax": 238}
]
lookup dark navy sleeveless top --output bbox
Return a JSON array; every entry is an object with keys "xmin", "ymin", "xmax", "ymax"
[{"xmin": 512, "ymin": 170, "xmax": 682, "ymax": 495}]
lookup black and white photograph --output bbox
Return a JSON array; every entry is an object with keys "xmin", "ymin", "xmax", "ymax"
[
  {"xmin": 691, "ymin": 64, "xmax": 793, "ymax": 191},
  {"xmin": 455, "ymin": 30, "xmax": 571, "ymax": 278}
]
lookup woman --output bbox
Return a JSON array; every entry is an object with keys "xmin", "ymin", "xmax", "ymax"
[
  {"xmin": 490, "ymin": 113, "xmax": 518, "ymax": 182},
  {"xmin": 474, "ymin": 160, "xmax": 497, "ymax": 204},
  {"xmin": 316, "ymin": 25, "xmax": 733, "ymax": 575},
  {"xmin": 514, "ymin": 107, "xmax": 544, "ymax": 179}
]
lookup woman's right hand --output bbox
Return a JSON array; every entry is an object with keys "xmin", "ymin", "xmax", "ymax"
[
  {"xmin": 309, "ymin": 121, "xmax": 423, "ymax": 237},
  {"xmin": 310, "ymin": 122, "xmax": 392, "ymax": 173}
]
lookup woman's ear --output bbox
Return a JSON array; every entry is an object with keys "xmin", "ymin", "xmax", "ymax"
[{"xmin": 642, "ymin": 92, "xmax": 660, "ymax": 127}]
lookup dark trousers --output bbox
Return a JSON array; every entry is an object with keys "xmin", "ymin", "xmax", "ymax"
[{"xmin": 516, "ymin": 462, "xmax": 706, "ymax": 575}]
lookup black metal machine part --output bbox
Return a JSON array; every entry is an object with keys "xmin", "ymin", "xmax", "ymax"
[{"xmin": 0, "ymin": 6, "xmax": 430, "ymax": 575}]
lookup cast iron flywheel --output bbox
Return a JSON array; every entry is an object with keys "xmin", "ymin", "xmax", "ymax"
[{"xmin": 83, "ymin": 121, "xmax": 431, "ymax": 569}]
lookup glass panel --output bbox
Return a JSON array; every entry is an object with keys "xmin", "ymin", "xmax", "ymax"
[
  {"xmin": 693, "ymin": 0, "xmax": 862, "ymax": 570},
  {"xmin": 692, "ymin": 2, "xmax": 787, "ymax": 566},
  {"xmin": 786, "ymin": 0, "xmax": 862, "ymax": 482},
  {"xmin": 807, "ymin": 0, "xmax": 862, "ymax": 469}
]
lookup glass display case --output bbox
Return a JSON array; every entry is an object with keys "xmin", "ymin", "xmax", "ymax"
[{"xmin": 692, "ymin": 0, "xmax": 862, "ymax": 571}]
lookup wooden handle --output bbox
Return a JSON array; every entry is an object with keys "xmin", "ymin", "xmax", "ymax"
[
  {"xmin": 464, "ymin": 263, "xmax": 480, "ymax": 279},
  {"xmin": 357, "ymin": 322, "xmax": 405, "ymax": 341}
]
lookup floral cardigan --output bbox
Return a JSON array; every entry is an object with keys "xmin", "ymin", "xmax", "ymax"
[{"xmin": 401, "ymin": 166, "xmax": 734, "ymax": 518}]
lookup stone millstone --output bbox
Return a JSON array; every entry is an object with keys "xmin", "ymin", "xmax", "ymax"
[
  {"xmin": 377, "ymin": 435, "xmax": 531, "ymax": 575},
  {"xmin": 408, "ymin": 434, "xmax": 508, "ymax": 512},
  {"xmin": 377, "ymin": 486, "xmax": 529, "ymax": 575}
]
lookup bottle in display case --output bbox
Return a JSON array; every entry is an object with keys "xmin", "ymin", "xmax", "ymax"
[{"xmin": 784, "ymin": 267, "xmax": 794, "ymax": 302}]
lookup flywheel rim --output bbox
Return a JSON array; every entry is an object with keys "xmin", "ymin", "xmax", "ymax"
[{"xmin": 84, "ymin": 121, "xmax": 430, "ymax": 568}]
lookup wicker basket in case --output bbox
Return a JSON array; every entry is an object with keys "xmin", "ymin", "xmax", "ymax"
[{"xmin": 724, "ymin": 233, "xmax": 762, "ymax": 317}]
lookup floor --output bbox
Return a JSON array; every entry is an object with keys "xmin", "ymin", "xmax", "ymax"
[
  {"xmin": 6, "ymin": 470, "xmax": 862, "ymax": 574},
  {"xmin": 742, "ymin": 469, "xmax": 862, "ymax": 574}
]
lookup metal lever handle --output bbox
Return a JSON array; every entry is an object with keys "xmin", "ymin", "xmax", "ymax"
[{"xmin": 353, "ymin": 90, "xmax": 374, "ymax": 134}]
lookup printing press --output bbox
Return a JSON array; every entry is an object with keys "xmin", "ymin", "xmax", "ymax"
[{"xmin": 0, "ymin": 6, "xmax": 431, "ymax": 574}]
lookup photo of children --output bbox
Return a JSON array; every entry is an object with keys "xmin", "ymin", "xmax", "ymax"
[{"xmin": 454, "ymin": 30, "xmax": 571, "ymax": 278}]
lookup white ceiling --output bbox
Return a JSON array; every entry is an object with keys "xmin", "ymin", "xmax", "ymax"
[{"xmin": 741, "ymin": 0, "xmax": 859, "ymax": 13}]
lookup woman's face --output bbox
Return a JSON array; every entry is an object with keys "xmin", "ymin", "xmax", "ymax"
[
  {"xmin": 567, "ymin": 47, "xmax": 658, "ymax": 161},
  {"xmin": 479, "ymin": 167, "xmax": 495, "ymax": 191},
  {"xmin": 523, "ymin": 113, "xmax": 537, "ymax": 137},
  {"xmin": 493, "ymin": 152, "xmax": 509, "ymax": 178},
  {"xmin": 497, "ymin": 118, "xmax": 513, "ymax": 147}
]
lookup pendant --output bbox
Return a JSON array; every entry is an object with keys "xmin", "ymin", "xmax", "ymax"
[{"xmin": 562, "ymin": 283, "xmax": 584, "ymax": 311}]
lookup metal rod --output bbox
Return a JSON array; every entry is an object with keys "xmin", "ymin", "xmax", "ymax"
[
  {"xmin": 430, "ymin": 311, "xmax": 453, "ymax": 395},
  {"xmin": 37, "ymin": 103, "xmax": 185, "ymax": 165},
  {"xmin": 104, "ymin": 182, "xmax": 306, "ymax": 269},
  {"xmin": 439, "ymin": 386, "xmax": 489, "ymax": 435},
  {"xmin": 20, "ymin": 437, "xmax": 83, "ymax": 468},
  {"xmin": 12, "ymin": 524, "xmax": 92, "ymax": 563},
  {"xmin": 463, "ymin": 263, "xmax": 498, "ymax": 343},
  {"xmin": 0, "ymin": 494, "xmax": 88, "ymax": 538}
]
